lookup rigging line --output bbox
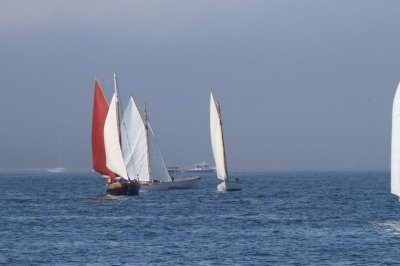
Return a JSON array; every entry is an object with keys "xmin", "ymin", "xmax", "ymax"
[
  {"xmin": 98, "ymin": 78, "xmax": 117, "ymax": 98},
  {"xmin": 98, "ymin": 78, "xmax": 114, "ymax": 85},
  {"xmin": 121, "ymin": 120, "xmax": 135, "ymax": 170},
  {"xmin": 223, "ymin": 121, "xmax": 238, "ymax": 175},
  {"xmin": 147, "ymin": 118, "xmax": 171, "ymax": 180}
]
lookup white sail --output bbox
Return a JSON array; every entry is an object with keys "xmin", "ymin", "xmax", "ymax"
[
  {"xmin": 148, "ymin": 122, "xmax": 171, "ymax": 182},
  {"xmin": 210, "ymin": 92, "xmax": 228, "ymax": 181},
  {"xmin": 392, "ymin": 82, "xmax": 400, "ymax": 197},
  {"xmin": 121, "ymin": 97, "xmax": 150, "ymax": 181},
  {"xmin": 104, "ymin": 93, "xmax": 129, "ymax": 180},
  {"xmin": 120, "ymin": 98, "xmax": 171, "ymax": 182}
]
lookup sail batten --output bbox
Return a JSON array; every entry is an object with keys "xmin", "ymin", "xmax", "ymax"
[
  {"xmin": 104, "ymin": 93, "xmax": 129, "ymax": 180},
  {"xmin": 210, "ymin": 92, "xmax": 228, "ymax": 181},
  {"xmin": 392, "ymin": 82, "xmax": 400, "ymax": 197}
]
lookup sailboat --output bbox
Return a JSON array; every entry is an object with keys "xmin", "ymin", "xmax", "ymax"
[
  {"xmin": 47, "ymin": 138, "xmax": 66, "ymax": 173},
  {"xmin": 47, "ymin": 167, "xmax": 65, "ymax": 173},
  {"xmin": 121, "ymin": 96, "xmax": 200, "ymax": 191},
  {"xmin": 92, "ymin": 74, "xmax": 140, "ymax": 196},
  {"xmin": 392, "ymin": 82, "xmax": 400, "ymax": 199},
  {"xmin": 210, "ymin": 92, "xmax": 241, "ymax": 191}
]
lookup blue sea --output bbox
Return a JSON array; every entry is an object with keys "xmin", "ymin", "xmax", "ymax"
[{"xmin": 0, "ymin": 171, "xmax": 400, "ymax": 265}]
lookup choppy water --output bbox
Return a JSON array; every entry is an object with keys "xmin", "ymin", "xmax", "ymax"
[{"xmin": 0, "ymin": 171, "xmax": 400, "ymax": 265}]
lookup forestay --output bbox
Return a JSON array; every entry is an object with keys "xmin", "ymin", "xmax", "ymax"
[
  {"xmin": 104, "ymin": 93, "xmax": 129, "ymax": 180},
  {"xmin": 210, "ymin": 92, "xmax": 228, "ymax": 181}
]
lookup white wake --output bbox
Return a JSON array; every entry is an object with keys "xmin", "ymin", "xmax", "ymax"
[{"xmin": 377, "ymin": 221, "xmax": 400, "ymax": 236}]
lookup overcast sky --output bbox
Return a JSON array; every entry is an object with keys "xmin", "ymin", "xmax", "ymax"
[{"xmin": 0, "ymin": 0, "xmax": 399, "ymax": 171}]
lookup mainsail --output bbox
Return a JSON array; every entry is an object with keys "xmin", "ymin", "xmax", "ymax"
[
  {"xmin": 392, "ymin": 82, "xmax": 400, "ymax": 197},
  {"xmin": 121, "ymin": 97, "xmax": 171, "ymax": 182},
  {"xmin": 210, "ymin": 92, "xmax": 228, "ymax": 181},
  {"xmin": 104, "ymin": 93, "xmax": 129, "ymax": 180},
  {"xmin": 91, "ymin": 80, "xmax": 116, "ymax": 177}
]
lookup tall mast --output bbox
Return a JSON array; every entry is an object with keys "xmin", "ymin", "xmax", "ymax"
[
  {"xmin": 58, "ymin": 136, "xmax": 62, "ymax": 167},
  {"xmin": 218, "ymin": 101, "xmax": 229, "ymax": 181},
  {"xmin": 144, "ymin": 103, "xmax": 152, "ymax": 182},
  {"xmin": 113, "ymin": 72, "xmax": 119, "ymax": 103},
  {"xmin": 113, "ymin": 73, "xmax": 122, "ymax": 142},
  {"xmin": 112, "ymin": 72, "xmax": 130, "ymax": 181}
]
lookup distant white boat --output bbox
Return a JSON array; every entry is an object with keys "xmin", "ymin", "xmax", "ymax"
[
  {"xmin": 121, "ymin": 97, "xmax": 200, "ymax": 191},
  {"xmin": 392, "ymin": 82, "xmax": 400, "ymax": 199},
  {"xmin": 185, "ymin": 162, "xmax": 215, "ymax": 173},
  {"xmin": 47, "ymin": 167, "xmax": 66, "ymax": 173},
  {"xmin": 47, "ymin": 138, "xmax": 66, "ymax": 173},
  {"xmin": 210, "ymin": 92, "xmax": 241, "ymax": 192}
]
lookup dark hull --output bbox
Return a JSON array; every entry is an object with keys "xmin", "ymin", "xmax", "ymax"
[{"xmin": 106, "ymin": 180, "xmax": 140, "ymax": 196}]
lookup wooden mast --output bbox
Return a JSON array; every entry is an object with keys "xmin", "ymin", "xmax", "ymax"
[
  {"xmin": 113, "ymin": 73, "xmax": 130, "ymax": 181},
  {"xmin": 144, "ymin": 103, "xmax": 152, "ymax": 182},
  {"xmin": 217, "ymin": 100, "xmax": 229, "ymax": 182},
  {"xmin": 113, "ymin": 73, "xmax": 122, "ymax": 142}
]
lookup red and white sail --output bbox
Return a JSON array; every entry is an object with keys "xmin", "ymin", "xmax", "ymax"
[
  {"xmin": 91, "ymin": 80, "xmax": 116, "ymax": 177},
  {"xmin": 104, "ymin": 93, "xmax": 129, "ymax": 180}
]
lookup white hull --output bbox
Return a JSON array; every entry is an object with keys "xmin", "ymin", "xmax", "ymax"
[
  {"xmin": 185, "ymin": 169, "xmax": 215, "ymax": 174},
  {"xmin": 217, "ymin": 180, "xmax": 241, "ymax": 192},
  {"xmin": 169, "ymin": 176, "xmax": 201, "ymax": 189},
  {"xmin": 47, "ymin": 167, "xmax": 66, "ymax": 173},
  {"xmin": 140, "ymin": 176, "xmax": 201, "ymax": 191},
  {"xmin": 139, "ymin": 181, "xmax": 171, "ymax": 191}
]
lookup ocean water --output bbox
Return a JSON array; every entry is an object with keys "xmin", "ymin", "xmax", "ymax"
[{"xmin": 0, "ymin": 171, "xmax": 400, "ymax": 265}]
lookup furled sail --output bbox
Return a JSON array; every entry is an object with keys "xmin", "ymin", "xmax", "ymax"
[
  {"xmin": 91, "ymin": 80, "xmax": 116, "ymax": 177},
  {"xmin": 104, "ymin": 93, "xmax": 129, "ymax": 180},
  {"xmin": 210, "ymin": 92, "xmax": 228, "ymax": 181},
  {"xmin": 392, "ymin": 82, "xmax": 400, "ymax": 197},
  {"xmin": 121, "ymin": 97, "xmax": 150, "ymax": 181}
]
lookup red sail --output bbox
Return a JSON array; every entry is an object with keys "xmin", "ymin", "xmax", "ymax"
[{"xmin": 91, "ymin": 80, "xmax": 116, "ymax": 177}]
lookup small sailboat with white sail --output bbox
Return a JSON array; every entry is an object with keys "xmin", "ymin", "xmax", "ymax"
[
  {"xmin": 92, "ymin": 74, "xmax": 140, "ymax": 196},
  {"xmin": 210, "ymin": 92, "xmax": 241, "ymax": 192},
  {"xmin": 47, "ymin": 167, "xmax": 65, "ymax": 173},
  {"xmin": 392, "ymin": 82, "xmax": 400, "ymax": 200},
  {"xmin": 47, "ymin": 139, "xmax": 66, "ymax": 173},
  {"xmin": 121, "ymin": 96, "xmax": 200, "ymax": 191}
]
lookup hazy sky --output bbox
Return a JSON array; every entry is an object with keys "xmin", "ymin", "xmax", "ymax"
[{"xmin": 1, "ymin": 0, "xmax": 399, "ymax": 171}]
